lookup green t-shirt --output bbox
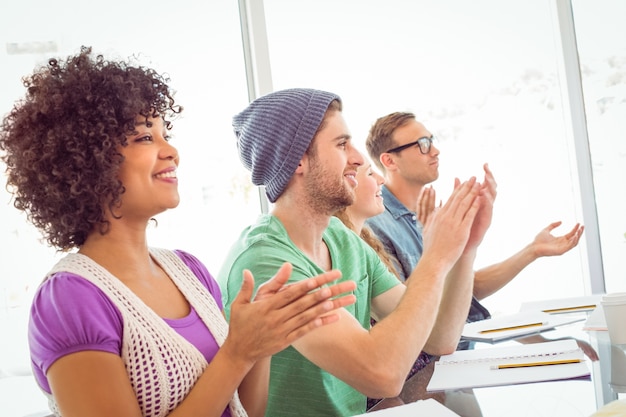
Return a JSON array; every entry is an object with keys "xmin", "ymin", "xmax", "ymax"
[{"xmin": 218, "ymin": 215, "xmax": 400, "ymax": 417}]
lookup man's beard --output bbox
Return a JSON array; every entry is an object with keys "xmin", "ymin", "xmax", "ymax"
[{"xmin": 304, "ymin": 158, "xmax": 355, "ymax": 216}]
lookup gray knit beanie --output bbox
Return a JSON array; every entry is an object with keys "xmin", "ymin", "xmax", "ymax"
[{"xmin": 233, "ymin": 88, "xmax": 341, "ymax": 202}]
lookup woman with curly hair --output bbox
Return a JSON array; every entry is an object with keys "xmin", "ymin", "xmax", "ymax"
[{"xmin": 0, "ymin": 46, "xmax": 356, "ymax": 417}]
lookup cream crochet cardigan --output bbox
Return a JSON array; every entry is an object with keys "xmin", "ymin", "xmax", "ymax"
[{"xmin": 43, "ymin": 248, "xmax": 247, "ymax": 417}]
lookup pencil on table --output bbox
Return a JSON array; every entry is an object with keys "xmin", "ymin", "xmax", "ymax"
[
  {"xmin": 491, "ymin": 359, "xmax": 582, "ymax": 370},
  {"xmin": 479, "ymin": 321, "xmax": 545, "ymax": 334}
]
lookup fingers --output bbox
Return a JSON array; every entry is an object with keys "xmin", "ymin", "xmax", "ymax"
[
  {"xmin": 534, "ymin": 222, "xmax": 584, "ymax": 256},
  {"xmin": 252, "ymin": 264, "xmax": 344, "ymax": 308},
  {"xmin": 446, "ymin": 177, "xmax": 480, "ymax": 221},
  {"xmin": 303, "ymin": 269, "xmax": 344, "ymax": 291},
  {"xmin": 325, "ymin": 281, "xmax": 357, "ymax": 312},
  {"xmin": 233, "ymin": 269, "xmax": 255, "ymax": 305},
  {"xmin": 426, "ymin": 187, "xmax": 436, "ymax": 211},
  {"xmin": 429, "ymin": 177, "xmax": 479, "ymax": 231},
  {"xmin": 226, "ymin": 271, "xmax": 356, "ymax": 360},
  {"xmin": 568, "ymin": 224, "xmax": 584, "ymax": 247},
  {"xmin": 417, "ymin": 186, "xmax": 427, "ymax": 204},
  {"xmin": 280, "ymin": 275, "xmax": 356, "ymax": 316},
  {"xmin": 546, "ymin": 222, "xmax": 583, "ymax": 244},
  {"xmin": 418, "ymin": 186, "xmax": 436, "ymax": 224},
  {"xmin": 481, "ymin": 164, "xmax": 497, "ymax": 201},
  {"xmin": 565, "ymin": 223, "xmax": 582, "ymax": 239},
  {"xmin": 276, "ymin": 282, "xmax": 357, "ymax": 344},
  {"xmin": 461, "ymin": 188, "xmax": 482, "ymax": 228},
  {"xmin": 545, "ymin": 221, "xmax": 563, "ymax": 233},
  {"xmin": 264, "ymin": 269, "xmax": 349, "ymax": 311},
  {"xmin": 293, "ymin": 288, "xmax": 356, "ymax": 325},
  {"xmin": 482, "ymin": 163, "xmax": 495, "ymax": 185},
  {"xmin": 563, "ymin": 223, "xmax": 579, "ymax": 239},
  {"xmin": 422, "ymin": 177, "xmax": 481, "ymax": 259},
  {"xmin": 256, "ymin": 262, "xmax": 293, "ymax": 296},
  {"xmin": 330, "ymin": 290, "xmax": 357, "ymax": 310},
  {"xmin": 284, "ymin": 297, "xmax": 355, "ymax": 338}
]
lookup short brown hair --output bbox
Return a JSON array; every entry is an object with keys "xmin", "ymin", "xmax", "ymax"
[{"xmin": 365, "ymin": 112, "xmax": 416, "ymax": 172}]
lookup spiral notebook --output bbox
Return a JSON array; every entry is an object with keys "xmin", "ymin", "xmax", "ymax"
[
  {"xmin": 461, "ymin": 311, "xmax": 586, "ymax": 343},
  {"xmin": 427, "ymin": 339, "xmax": 590, "ymax": 392}
]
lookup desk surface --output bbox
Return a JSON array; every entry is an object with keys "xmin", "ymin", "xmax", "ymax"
[{"xmin": 369, "ymin": 319, "xmax": 625, "ymax": 417}]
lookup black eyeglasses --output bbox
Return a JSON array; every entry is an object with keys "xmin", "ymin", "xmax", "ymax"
[{"xmin": 385, "ymin": 135, "xmax": 436, "ymax": 154}]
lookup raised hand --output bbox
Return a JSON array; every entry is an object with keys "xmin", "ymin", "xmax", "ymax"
[
  {"xmin": 531, "ymin": 221, "xmax": 584, "ymax": 257},
  {"xmin": 463, "ymin": 163, "xmax": 497, "ymax": 253},
  {"xmin": 224, "ymin": 263, "xmax": 357, "ymax": 364},
  {"xmin": 421, "ymin": 177, "xmax": 481, "ymax": 269},
  {"xmin": 417, "ymin": 186, "xmax": 437, "ymax": 225}
]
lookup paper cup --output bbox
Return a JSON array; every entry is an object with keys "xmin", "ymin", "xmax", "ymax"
[
  {"xmin": 602, "ymin": 293, "xmax": 626, "ymax": 345},
  {"xmin": 610, "ymin": 344, "xmax": 626, "ymax": 392}
]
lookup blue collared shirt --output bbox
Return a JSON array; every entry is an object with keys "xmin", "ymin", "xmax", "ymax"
[{"xmin": 365, "ymin": 185, "xmax": 423, "ymax": 281}]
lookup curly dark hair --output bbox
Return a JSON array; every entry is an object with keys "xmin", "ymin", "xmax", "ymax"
[{"xmin": 0, "ymin": 46, "xmax": 182, "ymax": 251}]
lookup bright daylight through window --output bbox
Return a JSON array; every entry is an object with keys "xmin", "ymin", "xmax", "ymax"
[{"xmin": 0, "ymin": 0, "xmax": 624, "ymax": 416}]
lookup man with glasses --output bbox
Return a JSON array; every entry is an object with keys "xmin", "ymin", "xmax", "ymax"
[{"xmin": 365, "ymin": 112, "xmax": 585, "ymax": 350}]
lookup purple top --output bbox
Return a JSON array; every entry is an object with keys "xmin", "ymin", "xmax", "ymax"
[{"xmin": 28, "ymin": 250, "xmax": 230, "ymax": 416}]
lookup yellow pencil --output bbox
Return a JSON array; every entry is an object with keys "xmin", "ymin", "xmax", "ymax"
[
  {"xmin": 493, "ymin": 359, "xmax": 581, "ymax": 370},
  {"xmin": 542, "ymin": 304, "xmax": 596, "ymax": 313},
  {"xmin": 479, "ymin": 322, "xmax": 545, "ymax": 334}
]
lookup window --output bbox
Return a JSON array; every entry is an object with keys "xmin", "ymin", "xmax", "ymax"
[
  {"xmin": 2, "ymin": 0, "xmax": 624, "ymax": 414},
  {"xmin": 572, "ymin": 0, "xmax": 626, "ymax": 294},
  {"xmin": 262, "ymin": 0, "xmax": 594, "ymax": 315},
  {"xmin": 0, "ymin": 1, "xmax": 255, "ymax": 415}
]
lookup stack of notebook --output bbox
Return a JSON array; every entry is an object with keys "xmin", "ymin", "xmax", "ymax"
[{"xmin": 427, "ymin": 339, "xmax": 590, "ymax": 392}]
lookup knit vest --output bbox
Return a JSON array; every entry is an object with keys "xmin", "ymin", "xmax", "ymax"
[{"xmin": 42, "ymin": 248, "xmax": 247, "ymax": 417}]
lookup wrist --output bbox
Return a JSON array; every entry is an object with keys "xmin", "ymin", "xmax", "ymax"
[
  {"xmin": 461, "ymin": 247, "xmax": 478, "ymax": 258},
  {"xmin": 523, "ymin": 243, "xmax": 541, "ymax": 261},
  {"xmin": 218, "ymin": 337, "xmax": 258, "ymax": 373}
]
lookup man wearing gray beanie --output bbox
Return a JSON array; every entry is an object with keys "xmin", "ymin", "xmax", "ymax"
[
  {"xmin": 219, "ymin": 88, "xmax": 495, "ymax": 417},
  {"xmin": 233, "ymin": 88, "xmax": 341, "ymax": 203}
]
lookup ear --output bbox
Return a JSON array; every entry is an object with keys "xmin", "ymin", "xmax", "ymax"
[
  {"xmin": 380, "ymin": 153, "xmax": 396, "ymax": 172},
  {"xmin": 294, "ymin": 154, "xmax": 308, "ymax": 175}
]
